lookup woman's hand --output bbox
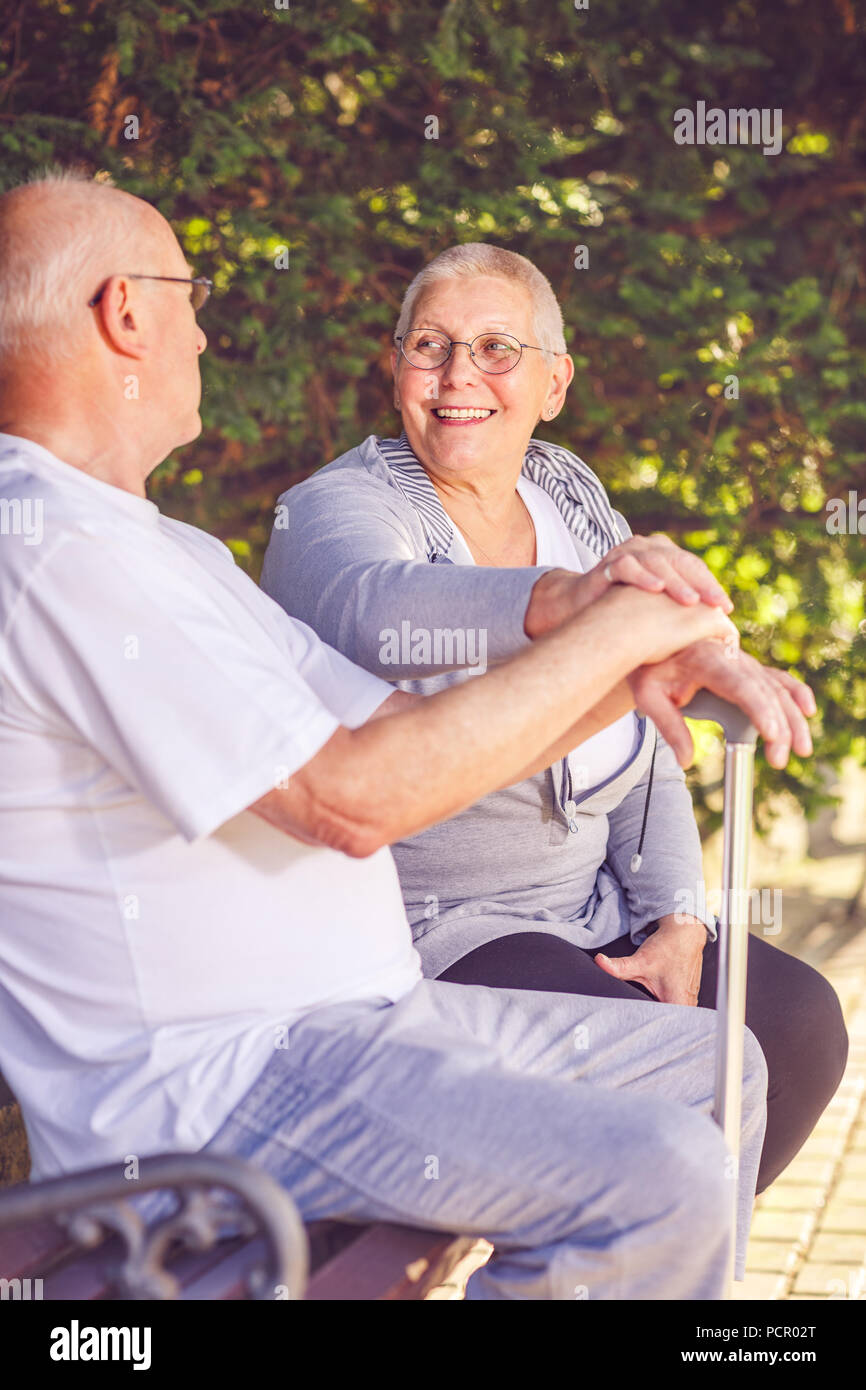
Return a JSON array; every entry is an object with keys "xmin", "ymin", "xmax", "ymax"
[
  {"xmin": 594, "ymin": 914, "xmax": 707, "ymax": 1005},
  {"xmin": 525, "ymin": 533, "xmax": 732, "ymax": 639},
  {"xmin": 628, "ymin": 640, "xmax": 815, "ymax": 769},
  {"xmin": 592, "ymin": 534, "xmax": 733, "ymax": 610}
]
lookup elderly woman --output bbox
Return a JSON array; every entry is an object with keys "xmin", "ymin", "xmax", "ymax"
[{"xmin": 262, "ymin": 243, "xmax": 847, "ymax": 1190}]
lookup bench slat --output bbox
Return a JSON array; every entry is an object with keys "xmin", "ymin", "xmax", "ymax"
[
  {"xmin": 0, "ymin": 1218, "xmax": 74, "ymax": 1280},
  {"xmin": 2, "ymin": 1221, "xmax": 474, "ymax": 1301},
  {"xmin": 306, "ymin": 1224, "xmax": 474, "ymax": 1301},
  {"xmin": 180, "ymin": 1236, "xmax": 269, "ymax": 1301}
]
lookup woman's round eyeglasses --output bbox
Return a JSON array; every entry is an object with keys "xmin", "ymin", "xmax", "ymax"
[{"xmin": 396, "ymin": 328, "xmax": 560, "ymax": 375}]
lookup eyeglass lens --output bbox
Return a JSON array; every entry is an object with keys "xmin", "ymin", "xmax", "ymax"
[
  {"xmin": 190, "ymin": 280, "xmax": 210, "ymax": 311},
  {"xmin": 401, "ymin": 330, "xmax": 521, "ymax": 373}
]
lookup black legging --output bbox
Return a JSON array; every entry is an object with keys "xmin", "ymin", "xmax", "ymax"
[{"xmin": 438, "ymin": 929, "xmax": 848, "ymax": 1193}]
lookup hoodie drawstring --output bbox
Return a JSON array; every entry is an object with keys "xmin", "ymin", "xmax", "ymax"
[{"xmin": 630, "ymin": 731, "xmax": 657, "ymax": 873}]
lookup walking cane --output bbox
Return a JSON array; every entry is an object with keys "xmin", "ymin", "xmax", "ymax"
[{"xmin": 681, "ymin": 690, "xmax": 759, "ymax": 1290}]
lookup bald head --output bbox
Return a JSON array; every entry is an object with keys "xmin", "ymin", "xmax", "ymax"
[
  {"xmin": 0, "ymin": 171, "xmax": 172, "ymax": 366},
  {"xmin": 0, "ymin": 170, "xmax": 207, "ymax": 484}
]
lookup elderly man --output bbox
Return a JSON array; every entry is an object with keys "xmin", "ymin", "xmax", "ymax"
[{"xmin": 0, "ymin": 172, "xmax": 789, "ymax": 1300}]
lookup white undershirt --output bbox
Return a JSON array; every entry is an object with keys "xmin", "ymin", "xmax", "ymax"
[{"xmin": 450, "ymin": 476, "xmax": 640, "ymax": 790}]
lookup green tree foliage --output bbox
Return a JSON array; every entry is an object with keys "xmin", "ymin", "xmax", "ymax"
[{"xmin": 1, "ymin": 0, "xmax": 864, "ymax": 823}]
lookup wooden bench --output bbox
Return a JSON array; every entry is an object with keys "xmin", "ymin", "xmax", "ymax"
[{"xmin": 0, "ymin": 1081, "xmax": 478, "ymax": 1302}]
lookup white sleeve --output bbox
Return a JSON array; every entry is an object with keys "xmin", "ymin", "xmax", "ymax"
[
  {"xmin": 5, "ymin": 533, "xmax": 343, "ymax": 842},
  {"xmin": 269, "ymin": 611, "xmax": 395, "ymax": 730}
]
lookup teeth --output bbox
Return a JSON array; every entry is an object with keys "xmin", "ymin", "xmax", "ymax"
[{"xmin": 433, "ymin": 408, "xmax": 494, "ymax": 419}]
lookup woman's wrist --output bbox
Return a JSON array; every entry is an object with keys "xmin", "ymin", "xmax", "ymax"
[
  {"xmin": 524, "ymin": 568, "xmax": 600, "ymax": 638},
  {"xmin": 655, "ymin": 912, "xmax": 710, "ymax": 943},
  {"xmin": 525, "ymin": 567, "xmax": 586, "ymax": 636}
]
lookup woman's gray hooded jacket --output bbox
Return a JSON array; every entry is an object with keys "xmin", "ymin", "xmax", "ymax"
[{"xmin": 260, "ymin": 433, "xmax": 714, "ymax": 977}]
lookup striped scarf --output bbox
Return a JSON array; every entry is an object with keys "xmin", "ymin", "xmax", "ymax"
[{"xmin": 377, "ymin": 431, "xmax": 623, "ymax": 562}]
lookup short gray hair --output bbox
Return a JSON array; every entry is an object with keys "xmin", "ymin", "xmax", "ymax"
[
  {"xmin": 0, "ymin": 167, "xmax": 147, "ymax": 365},
  {"xmin": 394, "ymin": 243, "xmax": 568, "ymax": 357}
]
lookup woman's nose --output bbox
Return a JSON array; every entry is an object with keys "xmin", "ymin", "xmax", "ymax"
[{"xmin": 440, "ymin": 341, "xmax": 483, "ymax": 386}]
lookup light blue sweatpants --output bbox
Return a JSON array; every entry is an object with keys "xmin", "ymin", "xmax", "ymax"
[{"xmin": 204, "ymin": 979, "xmax": 768, "ymax": 1299}]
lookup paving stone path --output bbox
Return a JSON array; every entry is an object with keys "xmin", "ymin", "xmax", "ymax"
[{"xmin": 734, "ymin": 924, "xmax": 866, "ymax": 1301}]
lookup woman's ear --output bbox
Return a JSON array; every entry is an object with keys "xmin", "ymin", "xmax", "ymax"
[
  {"xmin": 542, "ymin": 353, "xmax": 574, "ymax": 421},
  {"xmin": 390, "ymin": 347, "xmax": 401, "ymax": 410}
]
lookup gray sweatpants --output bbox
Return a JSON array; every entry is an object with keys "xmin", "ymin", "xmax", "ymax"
[{"xmin": 204, "ymin": 979, "xmax": 768, "ymax": 1299}]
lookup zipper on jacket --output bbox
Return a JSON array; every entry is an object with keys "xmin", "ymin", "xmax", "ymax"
[
  {"xmin": 554, "ymin": 716, "xmax": 657, "ymax": 876},
  {"xmin": 557, "ymin": 715, "xmax": 649, "ymax": 816},
  {"xmin": 562, "ymin": 759, "xmax": 579, "ymax": 833}
]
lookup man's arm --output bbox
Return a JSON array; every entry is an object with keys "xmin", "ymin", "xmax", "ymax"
[
  {"xmin": 369, "ymin": 639, "xmax": 815, "ymax": 785},
  {"xmin": 366, "ymin": 681, "xmax": 636, "ymax": 787},
  {"xmin": 251, "ymin": 586, "xmax": 735, "ymax": 857},
  {"xmin": 364, "ymin": 689, "xmax": 417, "ymax": 719}
]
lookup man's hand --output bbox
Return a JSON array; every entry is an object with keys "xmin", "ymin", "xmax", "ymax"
[
  {"xmin": 594, "ymin": 914, "xmax": 707, "ymax": 1005},
  {"xmin": 628, "ymin": 641, "xmax": 815, "ymax": 769},
  {"xmin": 525, "ymin": 533, "xmax": 733, "ymax": 638}
]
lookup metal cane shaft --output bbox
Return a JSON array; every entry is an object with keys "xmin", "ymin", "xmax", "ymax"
[
  {"xmin": 714, "ymin": 743, "xmax": 755, "ymax": 1155},
  {"xmin": 679, "ymin": 691, "xmax": 758, "ymax": 1294}
]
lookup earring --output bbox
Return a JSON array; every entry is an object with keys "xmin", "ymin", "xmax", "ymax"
[{"xmin": 546, "ymin": 407, "xmax": 556, "ymax": 419}]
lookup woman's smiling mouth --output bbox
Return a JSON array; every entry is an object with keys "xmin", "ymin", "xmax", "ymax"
[{"xmin": 431, "ymin": 407, "xmax": 497, "ymax": 424}]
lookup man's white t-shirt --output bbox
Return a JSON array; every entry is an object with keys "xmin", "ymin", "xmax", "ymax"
[
  {"xmin": 450, "ymin": 476, "xmax": 640, "ymax": 788},
  {"xmin": 0, "ymin": 433, "xmax": 422, "ymax": 1181}
]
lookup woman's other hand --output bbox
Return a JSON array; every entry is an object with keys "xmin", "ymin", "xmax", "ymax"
[
  {"xmin": 594, "ymin": 914, "xmax": 707, "ymax": 1005},
  {"xmin": 628, "ymin": 641, "xmax": 815, "ymax": 769}
]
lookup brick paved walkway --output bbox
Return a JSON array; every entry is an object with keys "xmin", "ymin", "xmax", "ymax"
[{"xmin": 733, "ymin": 924, "xmax": 866, "ymax": 1301}]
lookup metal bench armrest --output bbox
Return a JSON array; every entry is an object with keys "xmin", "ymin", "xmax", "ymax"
[{"xmin": 0, "ymin": 1152, "xmax": 308, "ymax": 1300}]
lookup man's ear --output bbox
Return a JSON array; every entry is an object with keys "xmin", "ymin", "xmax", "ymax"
[{"xmin": 93, "ymin": 276, "xmax": 150, "ymax": 360}]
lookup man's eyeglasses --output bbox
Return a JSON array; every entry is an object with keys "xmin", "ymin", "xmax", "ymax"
[
  {"xmin": 396, "ymin": 328, "xmax": 562, "ymax": 376},
  {"xmin": 88, "ymin": 275, "xmax": 214, "ymax": 312}
]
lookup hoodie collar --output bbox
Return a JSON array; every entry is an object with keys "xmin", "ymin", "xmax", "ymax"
[{"xmin": 375, "ymin": 431, "xmax": 622, "ymax": 562}]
